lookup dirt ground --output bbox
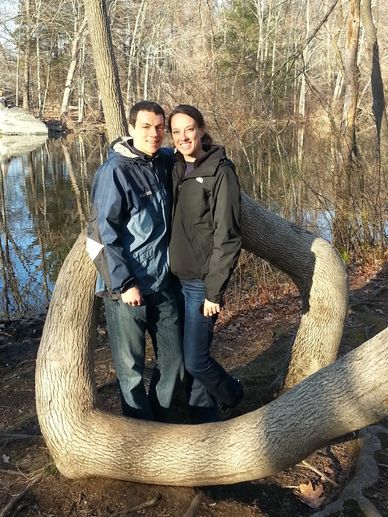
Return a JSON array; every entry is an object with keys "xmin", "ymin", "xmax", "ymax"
[{"xmin": 1, "ymin": 257, "xmax": 387, "ymax": 516}]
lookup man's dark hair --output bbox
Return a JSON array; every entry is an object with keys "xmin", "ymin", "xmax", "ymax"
[{"xmin": 129, "ymin": 101, "xmax": 165, "ymax": 127}]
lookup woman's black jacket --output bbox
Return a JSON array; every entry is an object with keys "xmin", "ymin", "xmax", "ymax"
[{"xmin": 169, "ymin": 145, "xmax": 241, "ymax": 304}]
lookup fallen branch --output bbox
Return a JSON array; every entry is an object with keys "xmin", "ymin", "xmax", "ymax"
[
  {"xmin": 96, "ymin": 378, "xmax": 116, "ymax": 391},
  {"xmin": 0, "ymin": 433, "xmax": 42, "ymax": 441},
  {"xmin": 298, "ymin": 460, "xmax": 339, "ymax": 487},
  {"xmin": 1, "ymin": 413, "xmax": 37, "ymax": 433},
  {"xmin": 0, "ymin": 472, "xmax": 43, "ymax": 517},
  {"xmin": 110, "ymin": 495, "xmax": 159, "ymax": 515},
  {"xmin": 127, "ymin": 496, "xmax": 159, "ymax": 512},
  {"xmin": 0, "ymin": 468, "xmax": 27, "ymax": 477}
]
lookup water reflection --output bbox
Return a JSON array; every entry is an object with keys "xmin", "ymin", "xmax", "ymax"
[
  {"xmin": 0, "ymin": 130, "xmax": 386, "ymax": 319},
  {"xmin": 0, "ymin": 134, "xmax": 107, "ymax": 319}
]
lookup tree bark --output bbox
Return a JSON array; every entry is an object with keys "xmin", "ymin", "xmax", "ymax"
[
  {"xmin": 77, "ymin": 35, "xmax": 86, "ymax": 123},
  {"xmin": 60, "ymin": 17, "xmax": 87, "ymax": 120},
  {"xmin": 241, "ymin": 193, "xmax": 348, "ymax": 389},
  {"xmin": 35, "ymin": 0, "xmax": 42, "ymax": 116},
  {"xmin": 360, "ymin": 0, "xmax": 388, "ymax": 175},
  {"xmin": 341, "ymin": 0, "xmax": 360, "ymax": 172},
  {"xmin": 125, "ymin": 0, "xmax": 146, "ymax": 117},
  {"xmin": 332, "ymin": 0, "xmax": 361, "ymax": 253},
  {"xmin": 83, "ymin": 0, "xmax": 127, "ymax": 141},
  {"xmin": 35, "ymin": 222, "xmax": 387, "ymax": 486},
  {"xmin": 22, "ymin": 0, "xmax": 31, "ymax": 111}
]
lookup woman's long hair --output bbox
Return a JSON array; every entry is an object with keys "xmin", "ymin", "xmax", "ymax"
[{"xmin": 168, "ymin": 104, "xmax": 213, "ymax": 145}]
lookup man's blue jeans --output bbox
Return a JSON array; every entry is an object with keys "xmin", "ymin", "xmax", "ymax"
[
  {"xmin": 178, "ymin": 279, "xmax": 241, "ymax": 422},
  {"xmin": 104, "ymin": 284, "xmax": 184, "ymax": 421}
]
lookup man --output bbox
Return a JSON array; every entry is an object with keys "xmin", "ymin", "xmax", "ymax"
[{"xmin": 87, "ymin": 101, "xmax": 184, "ymax": 421}]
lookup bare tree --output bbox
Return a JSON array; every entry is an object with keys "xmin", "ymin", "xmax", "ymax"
[
  {"xmin": 22, "ymin": 0, "xmax": 31, "ymax": 110},
  {"xmin": 60, "ymin": 15, "xmax": 88, "ymax": 121},
  {"xmin": 83, "ymin": 0, "xmax": 127, "ymax": 140},
  {"xmin": 360, "ymin": 0, "xmax": 388, "ymax": 174},
  {"xmin": 332, "ymin": 0, "xmax": 361, "ymax": 253}
]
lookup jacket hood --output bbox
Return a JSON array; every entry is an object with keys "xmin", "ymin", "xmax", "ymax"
[{"xmin": 175, "ymin": 144, "xmax": 228, "ymax": 177}]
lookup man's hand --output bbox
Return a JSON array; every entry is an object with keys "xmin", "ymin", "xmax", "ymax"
[
  {"xmin": 121, "ymin": 286, "xmax": 143, "ymax": 306},
  {"xmin": 203, "ymin": 298, "xmax": 221, "ymax": 317}
]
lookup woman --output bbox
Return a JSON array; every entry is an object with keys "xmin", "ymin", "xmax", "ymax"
[{"xmin": 168, "ymin": 104, "xmax": 243, "ymax": 423}]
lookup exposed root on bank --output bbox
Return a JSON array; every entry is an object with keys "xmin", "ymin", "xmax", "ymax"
[{"xmin": 313, "ymin": 425, "xmax": 388, "ymax": 516}]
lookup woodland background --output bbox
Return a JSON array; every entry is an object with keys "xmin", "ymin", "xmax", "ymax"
[{"xmin": 0, "ymin": 0, "xmax": 387, "ymax": 260}]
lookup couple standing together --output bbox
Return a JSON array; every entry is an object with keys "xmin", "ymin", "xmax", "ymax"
[{"xmin": 87, "ymin": 101, "xmax": 243, "ymax": 424}]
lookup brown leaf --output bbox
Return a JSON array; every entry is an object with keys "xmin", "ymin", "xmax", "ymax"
[{"xmin": 294, "ymin": 480, "xmax": 325, "ymax": 509}]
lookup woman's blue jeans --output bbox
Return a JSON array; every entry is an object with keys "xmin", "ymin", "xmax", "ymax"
[
  {"xmin": 178, "ymin": 278, "xmax": 241, "ymax": 422},
  {"xmin": 104, "ymin": 284, "xmax": 184, "ymax": 421}
]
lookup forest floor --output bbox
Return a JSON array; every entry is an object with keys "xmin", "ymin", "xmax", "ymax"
[{"xmin": 0, "ymin": 255, "xmax": 387, "ymax": 517}]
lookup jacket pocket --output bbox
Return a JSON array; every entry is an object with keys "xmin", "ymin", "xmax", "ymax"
[{"xmin": 189, "ymin": 222, "xmax": 213, "ymax": 274}]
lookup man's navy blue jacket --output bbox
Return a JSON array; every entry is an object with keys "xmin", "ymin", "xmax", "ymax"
[{"xmin": 87, "ymin": 137, "xmax": 174, "ymax": 297}]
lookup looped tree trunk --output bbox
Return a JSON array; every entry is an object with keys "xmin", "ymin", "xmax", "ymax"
[
  {"xmin": 35, "ymin": 195, "xmax": 388, "ymax": 486},
  {"xmin": 241, "ymin": 193, "xmax": 348, "ymax": 389}
]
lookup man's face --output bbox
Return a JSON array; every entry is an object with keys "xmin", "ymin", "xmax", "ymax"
[{"xmin": 129, "ymin": 110, "xmax": 165, "ymax": 156}]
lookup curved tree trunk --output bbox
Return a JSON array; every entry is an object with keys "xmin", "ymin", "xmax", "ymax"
[
  {"xmin": 241, "ymin": 193, "xmax": 348, "ymax": 389},
  {"xmin": 34, "ymin": 198, "xmax": 386, "ymax": 486}
]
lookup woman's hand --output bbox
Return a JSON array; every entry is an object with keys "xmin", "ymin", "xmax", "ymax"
[{"xmin": 203, "ymin": 299, "xmax": 221, "ymax": 317}]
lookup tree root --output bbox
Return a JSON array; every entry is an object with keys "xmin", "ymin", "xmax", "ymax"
[{"xmin": 313, "ymin": 425, "xmax": 388, "ymax": 516}]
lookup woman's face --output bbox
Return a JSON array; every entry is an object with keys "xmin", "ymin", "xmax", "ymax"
[{"xmin": 170, "ymin": 113, "xmax": 205, "ymax": 162}]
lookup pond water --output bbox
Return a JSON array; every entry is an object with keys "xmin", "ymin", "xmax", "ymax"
[
  {"xmin": 0, "ymin": 134, "xmax": 105, "ymax": 318},
  {"xmin": 0, "ymin": 132, "xmax": 384, "ymax": 319}
]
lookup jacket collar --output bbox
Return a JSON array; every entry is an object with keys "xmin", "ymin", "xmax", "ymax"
[
  {"xmin": 111, "ymin": 137, "xmax": 159, "ymax": 161},
  {"xmin": 175, "ymin": 145, "xmax": 227, "ymax": 178}
]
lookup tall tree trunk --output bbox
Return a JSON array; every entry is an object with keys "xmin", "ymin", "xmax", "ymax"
[
  {"xmin": 125, "ymin": 0, "xmax": 146, "ymax": 117},
  {"xmin": 15, "ymin": 17, "xmax": 21, "ymax": 108},
  {"xmin": 77, "ymin": 36, "xmax": 86, "ymax": 123},
  {"xmin": 35, "ymin": 0, "xmax": 42, "ymax": 116},
  {"xmin": 22, "ymin": 0, "xmax": 31, "ymax": 111},
  {"xmin": 297, "ymin": 0, "xmax": 310, "ymax": 166},
  {"xmin": 83, "ymin": 0, "xmax": 127, "ymax": 141},
  {"xmin": 360, "ymin": 0, "xmax": 388, "ymax": 175},
  {"xmin": 41, "ymin": 54, "xmax": 52, "ymax": 117},
  {"xmin": 60, "ymin": 17, "xmax": 88, "ymax": 121},
  {"xmin": 333, "ymin": 0, "xmax": 361, "ymax": 253}
]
